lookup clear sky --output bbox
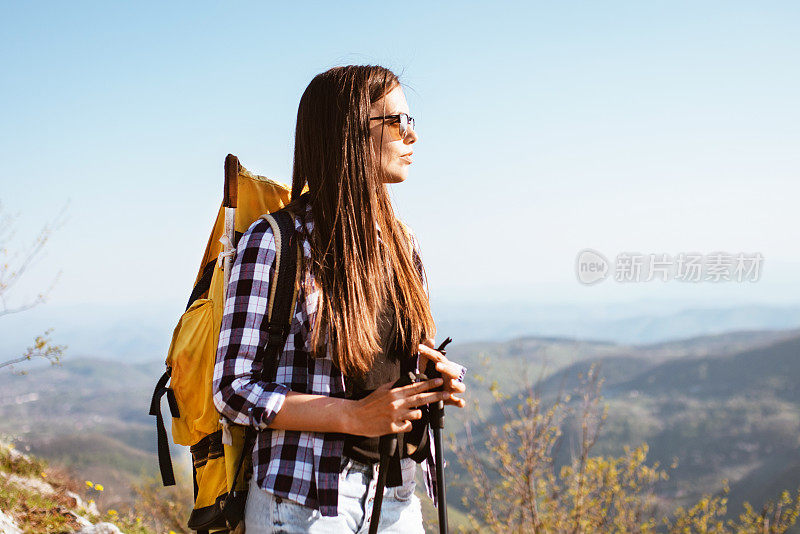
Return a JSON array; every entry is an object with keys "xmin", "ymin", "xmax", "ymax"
[{"xmin": 2, "ymin": 1, "xmax": 799, "ymax": 320}]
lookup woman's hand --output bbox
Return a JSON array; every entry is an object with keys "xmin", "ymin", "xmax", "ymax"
[
  {"xmin": 349, "ymin": 378, "xmax": 450, "ymax": 438},
  {"xmin": 418, "ymin": 339, "xmax": 467, "ymax": 408}
]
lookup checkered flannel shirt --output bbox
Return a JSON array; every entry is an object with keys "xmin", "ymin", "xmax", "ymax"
[{"xmin": 212, "ymin": 200, "xmax": 439, "ymax": 517}]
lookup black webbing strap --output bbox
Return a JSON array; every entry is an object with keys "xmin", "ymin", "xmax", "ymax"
[
  {"xmin": 149, "ymin": 368, "xmax": 180, "ymax": 486},
  {"xmin": 258, "ymin": 209, "xmax": 300, "ymax": 384},
  {"xmin": 186, "ymin": 230, "xmax": 244, "ymax": 311},
  {"xmin": 368, "ymin": 371, "xmax": 418, "ymax": 534},
  {"xmin": 192, "ymin": 464, "xmax": 210, "ymax": 534},
  {"xmin": 222, "ymin": 425, "xmax": 256, "ymax": 528},
  {"xmin": 186, "ymin": 259, "xmax": 216, "ymax": 312}
]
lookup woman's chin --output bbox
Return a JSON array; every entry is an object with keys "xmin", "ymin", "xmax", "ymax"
[{"xmin": 383, "ymin": 169, "xmax": 408, "ymax": 184}]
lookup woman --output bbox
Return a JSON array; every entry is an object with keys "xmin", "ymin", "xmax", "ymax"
[{"xmin": 213, "ymin": 65, "xmax": 467, "ymax": 533}]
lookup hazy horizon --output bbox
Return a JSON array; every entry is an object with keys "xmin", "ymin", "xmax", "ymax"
[{"xmin": 3, "ymin": 297, "xmax": 800, "ymax": 368}]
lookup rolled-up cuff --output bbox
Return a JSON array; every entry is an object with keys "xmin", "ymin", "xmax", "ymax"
[{"xmin": 250, "ymin": 382, "xmax": 290, "ymax": 430}]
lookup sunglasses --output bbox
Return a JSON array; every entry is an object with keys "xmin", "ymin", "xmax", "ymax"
[{"xmin": 369, "ymin": 113, "xmax": 416, "ymax": 140}]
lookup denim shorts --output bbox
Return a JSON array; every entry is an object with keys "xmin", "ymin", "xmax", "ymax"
[{"xmin": 244, "ymin": 455, "xmax": 424, "ymax": 533}]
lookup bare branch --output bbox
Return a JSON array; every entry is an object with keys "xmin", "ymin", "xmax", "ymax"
[
  {"xmin": 0, "ymin": 199, "xmax": 70, "ymax": 374},
  {"xmin": 0, "ymin": 328, "xmax": 67, "ymax": 374}
]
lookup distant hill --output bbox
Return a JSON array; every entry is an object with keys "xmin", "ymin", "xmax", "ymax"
[
  {"xmin": 0, "ymin": 357, "xmax": 193, "ymax": 512},
  {"xmin": 434, "ymin": 301, "xmax": 800, "ymax": 344}
]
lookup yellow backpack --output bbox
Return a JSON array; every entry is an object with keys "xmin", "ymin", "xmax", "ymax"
[{"xmin": 149, "ymin": 154, "xmax": 308, "ymax": 533}]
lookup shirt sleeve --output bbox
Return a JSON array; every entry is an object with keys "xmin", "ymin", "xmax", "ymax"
[{"xmin": 212, "ymin": 218, "xmax": 289, "ymax": 430}]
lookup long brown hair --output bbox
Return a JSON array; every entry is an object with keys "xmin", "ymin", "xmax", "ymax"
[{"xmin": 283, "ymin": 65, "xmax": 436, "ymax": 379}]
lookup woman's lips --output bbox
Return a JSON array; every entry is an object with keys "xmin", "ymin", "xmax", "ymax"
[{"xmin": 400, "ymin": 155, "xmax": 413, "ymax": 164}]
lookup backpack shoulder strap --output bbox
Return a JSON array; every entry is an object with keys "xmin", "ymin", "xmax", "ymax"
[
  {"xmin": 223, "ymin": 209, "xmax": 301, "ymax": 524},
  {"xmin": 257, "ymin": 208, "xmax": 301, "ymax": 383},
  {"xmin": 228, "ymin": 208, "xmax": 299, "ymax": 474}
]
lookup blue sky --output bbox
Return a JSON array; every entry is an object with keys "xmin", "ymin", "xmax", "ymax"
[{"xmin": 2, "ymin": 1, "xmax": 799, "ymax": 322}]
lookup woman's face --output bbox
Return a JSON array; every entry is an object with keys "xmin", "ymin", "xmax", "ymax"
[{"xmin": 369, "ymin": 85, "xmax": 418, "ymax": 184}]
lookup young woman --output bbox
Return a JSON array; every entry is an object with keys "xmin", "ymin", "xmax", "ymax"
[{"xmin": 213, "ymin": 65, "xmax": 467, "ymax": 533}]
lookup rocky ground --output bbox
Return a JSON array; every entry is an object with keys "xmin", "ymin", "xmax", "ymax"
[{"xmin": 0, "ymin": 441, "xmax": 130, "ymax": 534}]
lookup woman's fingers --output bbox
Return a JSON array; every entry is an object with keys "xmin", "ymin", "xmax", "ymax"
[
  {"xmin": 418, "ymin": 343, "xmax": 445, "ymax": 363},
  {"xmin": 395, "ymin": 408, "xmax": 424, "ymax": 433},
  {"xmin": 396, "ymin": 420, "xmax": 413, "ymax": 433},
  {"xmin": 383, "ymin": 371, "xmax": 466, "ymax": 413},
  {"xmin": 405, "ymin": 390, "xmax": 451, "ymax": 408},
  {"xmin": 432, "ymin": 360, "xmax": 463, "ymax": 381},
  {"xmin": 417, "ymin": 339, "xmax": 436, "ymax": 370},
  {"xmin": 395, "ymin": 377, "xmax": 443, "ymax": 396},
  {"xmin": 359, "ymin": 373, "xmax": 465, "ymax": 437},
  {"xmin": 404, "ymin": 388, "xmax": 465, "ymax": 410},
  {"xmin": 444, "ymin": 396, "xmax": 466, "ymax": 408},
  {"xmin": 405, "ymin": 408, "xmax": 423, "ymax": 421},
  {"xmin": 443, "ymin": 377, "xmax": 465, "ymax": 394},
  {"xmin": 418, "ymin": 343, "xmax": 466, "ymax": 382}
]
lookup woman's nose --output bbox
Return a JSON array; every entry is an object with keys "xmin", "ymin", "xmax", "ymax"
[{"xmin": 405, "ymin": 127, "xmax": 418, "ymax": 144}]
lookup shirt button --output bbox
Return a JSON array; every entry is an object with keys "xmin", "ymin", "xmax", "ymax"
[{"xmin": 275, "ymin": 496, "xmax": 283, "ymax": 503}]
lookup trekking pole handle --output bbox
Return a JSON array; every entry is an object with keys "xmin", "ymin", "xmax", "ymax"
[
  {"xmin": 427, "ymin": 337, "xmax": 466, "ymax": 383},
  {"xmin": 424, "ymin": 337, "xmax": 453, "ymax": 430},
  {"xmin": 425, "ymin": 337, "xmax": 452, "ymax": 381}
]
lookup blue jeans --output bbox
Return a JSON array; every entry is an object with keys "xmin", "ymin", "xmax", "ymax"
[{"xmin": 244, "ymin": 455, "xmax": 425, "ymax": 533}]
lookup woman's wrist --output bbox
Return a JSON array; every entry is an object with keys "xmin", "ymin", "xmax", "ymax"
[
  {"xmin": 338, "ymin": 398, "xmax": 361, "ymax": 435},
  {"xmin": 268, "ymin": 392, "xmax": 362, "ymax": 434}
]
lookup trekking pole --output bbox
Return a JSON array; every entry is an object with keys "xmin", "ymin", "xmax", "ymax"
[
  {"xmin": 369, "ymin": 372, "xmax": 414, "ymax": 534},
  {"xmin": 368, "ymin": 337, "xmax": 454, "ymax": 534},
  {"xmin": 425, "ymin": 337, "xmax": 453, "ymax": 534}
]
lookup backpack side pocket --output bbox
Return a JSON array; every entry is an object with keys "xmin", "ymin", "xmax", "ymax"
[{"xmin": 167, "ymin": 298, "xmax": 222, "ymax": 446}]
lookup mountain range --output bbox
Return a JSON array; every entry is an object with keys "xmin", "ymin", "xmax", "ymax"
[{"xmin": 1, "ymin": 326, "xmax": 799, "ymax": 532}]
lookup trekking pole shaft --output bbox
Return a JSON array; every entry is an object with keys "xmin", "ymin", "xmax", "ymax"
[
  {"xmin": 433, "ymin": 426, "xmax": 448, "ymax": 534},
  {"xmin": 426, "ymin": 336, "xmax": 452, "ymax": 534}
]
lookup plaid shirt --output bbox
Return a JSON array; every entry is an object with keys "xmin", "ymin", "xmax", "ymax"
[{"xmin": 212, "ymin": 201, "xmax": 439, "ymax": 517}]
